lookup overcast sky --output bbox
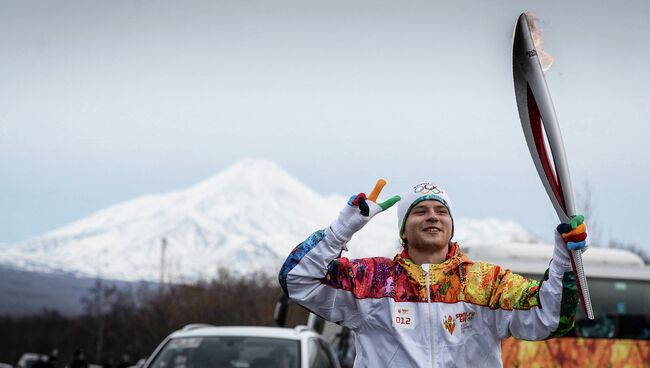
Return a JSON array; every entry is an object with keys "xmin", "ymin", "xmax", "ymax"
[{"xmin": 1, "ymin": 0, "xmax": 649, "ymax": 254}]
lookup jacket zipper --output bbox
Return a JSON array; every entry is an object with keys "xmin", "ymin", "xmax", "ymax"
[{"xmin": 424, "ymin": 264, "xmax": 435, "ymax": 367}]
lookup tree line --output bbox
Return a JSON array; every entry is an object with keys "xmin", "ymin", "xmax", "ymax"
[{"xmin": 0, "ymin": 270, "xmax": 309, "ymax": 366}]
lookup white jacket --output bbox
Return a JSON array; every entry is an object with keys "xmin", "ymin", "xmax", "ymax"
[{"xmin": 279, "ymin": 228, "xmax": 579, "ymax": 368}]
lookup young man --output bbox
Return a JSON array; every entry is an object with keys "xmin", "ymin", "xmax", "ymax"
[{"xmin": 279, "ymin": 180, "xmax": 587, "ymax": 367}]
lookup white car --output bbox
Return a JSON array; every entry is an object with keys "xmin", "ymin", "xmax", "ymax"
[
  {"xmin": 16, "ymin": 354, "xmax": 46, "ymax": 368},
  {"xmin": 143, "ymin": 324, "xmax": 341, "ymax": 368}
]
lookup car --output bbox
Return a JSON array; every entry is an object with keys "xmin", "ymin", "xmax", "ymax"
[
  {"xmin": 16, "ymin": 354, "xmax": 47, "ymax": 368},
  {"xmin": 142, "ymin": 324, "xmax": 341, "ymax": 368}
]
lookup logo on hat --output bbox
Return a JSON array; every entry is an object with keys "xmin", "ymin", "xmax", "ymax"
[{"xmin": 413, "ymin": 183, "xmax": 442, "ymax": 195}]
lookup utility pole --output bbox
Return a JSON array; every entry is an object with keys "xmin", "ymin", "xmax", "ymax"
[
  {"xmin": 160, "ymin": 237, "xmax": 167, "ymax": 285},
  {"xmin": 95, "ymin": 278, "xmax": 104, "ymax": 364}
]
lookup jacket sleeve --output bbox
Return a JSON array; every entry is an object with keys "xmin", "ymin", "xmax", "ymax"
[
  {"xmin": 488, "ymin": 259, "xmax": 579, "ymax": 340},
  {"xmin": 278, "ymin": 228, "xmax": 373, "ymax": 330}
]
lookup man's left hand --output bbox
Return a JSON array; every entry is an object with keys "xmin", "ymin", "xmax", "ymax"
[{"xmin": 553, "ymin": 214, "xmax": 589, "ymax": 267}]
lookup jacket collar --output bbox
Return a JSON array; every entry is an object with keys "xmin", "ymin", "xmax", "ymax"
[{"xmin": 395, "ymin": 242, "xmax": 471, "ymax": 273}]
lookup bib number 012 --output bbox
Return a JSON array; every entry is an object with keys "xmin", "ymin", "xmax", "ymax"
[{"xmin": 395, "ymin": 317, "xmax": 411, "ymax": 325}]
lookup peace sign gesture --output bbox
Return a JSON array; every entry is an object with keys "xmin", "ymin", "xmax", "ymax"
[{"xmin": 329, "ymin": 179, "xmax": 401, "ymax": 242}]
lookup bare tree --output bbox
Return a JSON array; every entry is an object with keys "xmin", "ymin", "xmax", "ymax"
[
  {"xmin": 81, "ymin": 279, "xmax": 119, "ymax": 363},
  {"xmin": 576, "ymin": 179, "xmax": 648, "ymax": 264},
  {"xmin": 576, "ymin": 179, "xmax": 602, "ymax": 246}
]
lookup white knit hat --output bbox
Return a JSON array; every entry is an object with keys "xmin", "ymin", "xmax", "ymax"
[{"xmin": 397, "ymin": 182, "xmax": 454, "ymax": 239}]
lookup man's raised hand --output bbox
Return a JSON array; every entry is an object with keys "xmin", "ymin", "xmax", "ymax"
[{"xmin": 329, "ymin": 179, "xmax": 401, "ymax": 242}]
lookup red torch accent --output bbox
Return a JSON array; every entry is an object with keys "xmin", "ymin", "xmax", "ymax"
[{"xmin": 527, "ymin": 84, "xmax": 567, "ymax": 214}]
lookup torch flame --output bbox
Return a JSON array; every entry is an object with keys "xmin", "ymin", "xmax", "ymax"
[{"xmin": 525, "ymin": 12, "xmax": 555, "ymax": 73}]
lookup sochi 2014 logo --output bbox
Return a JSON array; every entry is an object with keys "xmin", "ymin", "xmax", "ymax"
[
  {"xmin": 443, "ymin": 312, "xmax": 476, "ymax": 336},
  {"xmin": 443, "ymin": 315, "xmax": 456, "ymax": 335}
]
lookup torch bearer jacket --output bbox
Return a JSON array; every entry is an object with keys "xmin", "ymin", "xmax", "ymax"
[{"xmin": 279, "ymin": 228, "xmax": 579, "ymax": 368}]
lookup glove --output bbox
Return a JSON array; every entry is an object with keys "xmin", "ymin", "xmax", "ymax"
[
  {"xmin": 553, "ymin": 214, "xmax": 589, "ymax": 268},
  {"xmin": 329, "ymin": 179, "xmax": 401, "ymax": 242}
]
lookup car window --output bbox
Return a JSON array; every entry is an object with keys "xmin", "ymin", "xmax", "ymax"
[
  {"xmin": 308, "ymin": 339, "xmax": 336, "ymax": 368},
  {"xmin": 148, "ymin": 336, "xmax": 299, "ymax": 368}
]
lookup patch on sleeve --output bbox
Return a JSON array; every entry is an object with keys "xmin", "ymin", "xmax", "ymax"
[{"xmin": 279, "ymin": 229, "xmax": 326, "ymax": 295}]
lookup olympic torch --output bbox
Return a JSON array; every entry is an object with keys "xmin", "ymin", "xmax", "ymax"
[{"xmin": 512, "ymin": 13, "xmax": 594, "ymax": 320}]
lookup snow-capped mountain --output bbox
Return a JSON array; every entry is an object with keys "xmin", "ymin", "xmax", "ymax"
[{"xmin": 0, "ymin": 159, "xmax": 541, "ymax": 281}]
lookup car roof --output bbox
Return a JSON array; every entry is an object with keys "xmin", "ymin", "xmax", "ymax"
[{"xmin": 169, "ymin": 325, "xmax": 319, "ymax": 340}]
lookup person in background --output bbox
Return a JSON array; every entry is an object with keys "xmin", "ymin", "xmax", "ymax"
[
  {"xmin": 117, "ymin": 354, "xmax": 131, "ymax": 368},
  {"xmin": 44, "ymin": 349, "xmax": 59, "ymax": 368},
  {"xmin": 66, "ymin": 349, "xmax": 88, "ymax": 368}
]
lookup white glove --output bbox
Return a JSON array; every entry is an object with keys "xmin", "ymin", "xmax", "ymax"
[
  {"xmin": 329, "ymin": 179, "xmax": 400, "ymax": 243},
  {"xmin": 553, "ymin": 215, "xmax": 589, "ymax": 269}
]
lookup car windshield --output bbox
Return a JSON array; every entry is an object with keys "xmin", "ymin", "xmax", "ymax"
[{"xmin": 148, "ymin": 335, "xmax": 300, "ymax": 368}]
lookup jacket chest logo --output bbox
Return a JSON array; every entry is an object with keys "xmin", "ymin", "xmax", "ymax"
[
  {"xmin": 442, "ymin": 311, "xmax": 476, "ymax": 336},
  {"xmin": 443, "ymin": 315, "xmax": 456, "ymax": 335}
]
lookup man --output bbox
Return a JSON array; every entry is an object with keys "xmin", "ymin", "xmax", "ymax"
[{"xmin": 279, "ymin": 180, "xmax": 587, "ymax": 367}]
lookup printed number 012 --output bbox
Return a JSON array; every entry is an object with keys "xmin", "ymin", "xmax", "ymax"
[{"xmin": 396, "ymin": 317, "xmax": 411, "ymax": 325}]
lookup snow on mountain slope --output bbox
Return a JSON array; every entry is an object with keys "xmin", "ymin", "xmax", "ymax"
[{"xmin": 0, "ymin": 159, "xmax": 541, "ymax": 281}]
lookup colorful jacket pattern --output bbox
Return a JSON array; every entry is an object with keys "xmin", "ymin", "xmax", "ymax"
[{"xmin": 280, "ymin": 228, "xmax": 579, "ymax": 367}]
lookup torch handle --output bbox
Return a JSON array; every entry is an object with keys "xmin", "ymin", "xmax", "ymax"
[{"xmin": 548, "ymin": 134, "xmax": 595, "ymax": 320}]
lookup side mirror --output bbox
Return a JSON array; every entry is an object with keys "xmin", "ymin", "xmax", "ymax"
[{"xmin": 307, "ymin": 313, "xmax": 325, "ymax": 334}]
